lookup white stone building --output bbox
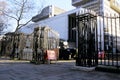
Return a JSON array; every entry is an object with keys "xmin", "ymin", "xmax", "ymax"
[{"xmin": 19, "ymin": 0, "xmax": 120, "ymax": 49}]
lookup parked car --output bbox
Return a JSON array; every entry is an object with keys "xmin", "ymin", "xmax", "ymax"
[{"xmin": 59, "ymin": 48, "xmax": 76, "ymax": 60}]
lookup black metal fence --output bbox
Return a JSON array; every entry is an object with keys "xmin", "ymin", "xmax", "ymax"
[
  {"xmin": 98, "ymin": 14, "xmax": 120, "ymax": 69},
  {"xmin": 76, "ymin": 11, "xmax": 120, "ymax": 71},
  {"xmin": 76, "ymin": 13, "xmax": 98, "ymax": 67}
]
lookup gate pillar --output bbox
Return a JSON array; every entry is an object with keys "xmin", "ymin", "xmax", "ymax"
[{"xmin": 76, "ymin": 13, "xmax": 98, "ymax": 67}]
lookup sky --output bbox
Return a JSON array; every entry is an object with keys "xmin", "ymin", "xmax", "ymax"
[
  {"xmin": 36, "ymin": 0, "xmax": 75, "ymax": 12},
  {"xmin": 0, "ymin": 0, "xmax": 75, "ymax": 11},
  {"xmin": 45, "ymin": 0, "xmax": 75, "ymax": 11}
]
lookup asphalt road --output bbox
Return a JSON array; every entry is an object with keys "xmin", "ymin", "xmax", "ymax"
[{"xmin": 0, "ymin": 59, "xmax": 120, "ymax": 80}]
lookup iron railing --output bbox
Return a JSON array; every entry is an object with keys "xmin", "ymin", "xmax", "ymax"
[{"xmin": 76, "ymin": 11, "xmax": 120, "ymax": 70}]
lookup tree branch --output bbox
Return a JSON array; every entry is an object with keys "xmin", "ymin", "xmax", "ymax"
[
  {"xmin": 2, "ymin": 11, "xmax": 18, "ymax": 20},
  {"xmin": 18, "ymin": 1, "xmax": 24, "ymax": 21},
  {"xmin": 16, "ymin": 18, "xmax": 32, "ymax": 31},
  {"xmin": 15, "ymin": 0, "xmax": 27, "ymax": 31}
]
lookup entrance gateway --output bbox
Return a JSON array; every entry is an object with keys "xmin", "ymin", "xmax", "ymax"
[{"xmin": 76, "ymin": 10, "xmax": 120, "ymax": 72}]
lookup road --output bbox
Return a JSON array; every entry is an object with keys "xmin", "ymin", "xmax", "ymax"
[{"xmin": 0, "ymin": 59, "xmax": 119, "ymax": 80}]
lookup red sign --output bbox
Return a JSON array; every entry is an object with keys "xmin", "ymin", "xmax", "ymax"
[
  {"xmin": 47, "ymin": 50, "xmax": 57, "ymax": 60},
  {"xmin": 98, "ymin": 51, "xmax": 105, "ymax": 59}
]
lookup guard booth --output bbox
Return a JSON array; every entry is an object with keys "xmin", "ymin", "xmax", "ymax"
[
  {"xmin": 31, "ymin": 26, "xmax": 59, "ymax": 64},
  {"xmin": 76, "ymin": 10, "xmax": 120, "ymax": 73}
]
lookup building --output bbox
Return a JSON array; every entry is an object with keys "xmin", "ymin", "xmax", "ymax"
[
  {"xmin": 23, "ymin": 0, "xmax": 120, "ymax": 49},
  {"xmin": 32, "ymin": 5, "xmax": 66, "ymax": 22},
  {"xmin": 72, "ymin": 0, "xmax": 120, "ymax": 15},
  {"xmin": 31, "ymin": 5, "xmax": 77, "ymax": 48},
  {"xmin": 72, "ymin": 0, "xmax": 102, "ymax": 14},
  {"xmin": 32, "ymin": 7, "xmax": 95, "ymax": 48},
  {"xmin": 72, "ymin": 0, "xmax": 120, "ymax": 51}
]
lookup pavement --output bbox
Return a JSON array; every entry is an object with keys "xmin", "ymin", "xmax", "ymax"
[{"xmin": 0, "ymin": 59, "xmax": 120, "ymax": 80}]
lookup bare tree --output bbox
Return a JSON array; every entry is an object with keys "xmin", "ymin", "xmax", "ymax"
[
  {"xmin": 2, "ymin": 0, "xmax": 38, "ymax": 32},
  {"xmin": 0, "ymin": 1, "xmax": 7, "ymax": 34},
  {"xmin": 0, "ymin": 0, "xmax": 46, "ymax": 32}
]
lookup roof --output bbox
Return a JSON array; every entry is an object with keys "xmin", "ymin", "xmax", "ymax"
[{"xmin": 32, "ymin": 5, "xmax": 66, "ymax": 22}]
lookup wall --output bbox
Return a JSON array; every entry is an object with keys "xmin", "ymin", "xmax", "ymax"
[
  {"xmin": 36, "ymin": 14, "xmax": 68, "ymax": 40},
  {"xmin": 35, "ymin": 8, "xmax": 82, "ymax": 41}
]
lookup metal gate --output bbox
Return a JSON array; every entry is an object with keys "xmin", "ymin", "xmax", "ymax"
[
  {"xmin": 76, "ymin": 11, "xmax": 120, "ymax": 71},
  {"xmin": 97, "ymin": 14, "xmax": 120, "ymax": 70},
  {"xmin": 76, "ymin": 13, "xmax": 98, "ymax": 67}
]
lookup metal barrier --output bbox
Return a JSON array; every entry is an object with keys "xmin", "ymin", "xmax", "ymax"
[
  {"xmin": 97, "ymin": 14, "xmax": 120, "ymax": 69},
  {"xmin": 76, "ymin": 10, "xmax": 120, "ymax": 71}
]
